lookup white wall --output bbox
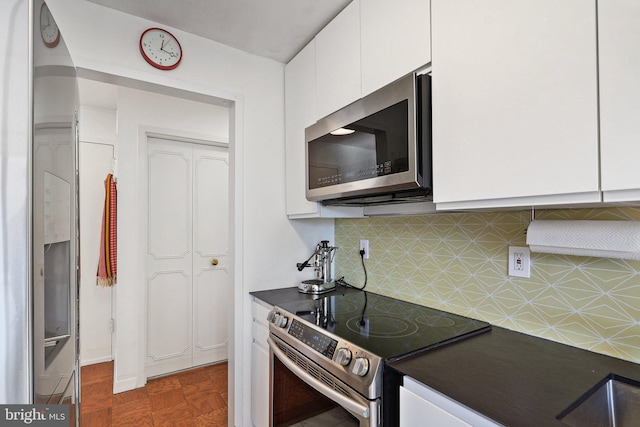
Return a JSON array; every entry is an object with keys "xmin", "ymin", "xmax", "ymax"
[{"xmin": 45, "ymin": 1, "xmax": 334, "ymax": 425}]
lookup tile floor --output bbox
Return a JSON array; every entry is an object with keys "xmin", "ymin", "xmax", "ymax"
[{"xmin": 80, "ymin": 361, "xmax": 228, "ymax": 426}]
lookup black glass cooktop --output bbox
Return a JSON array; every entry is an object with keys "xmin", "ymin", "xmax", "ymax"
[{"xmin": 277, "ymin": 291, "xmax": 491, "ymax": 361}]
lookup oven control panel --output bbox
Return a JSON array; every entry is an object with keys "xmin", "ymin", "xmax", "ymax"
[{"xmin": 288, "ymin": 319, "xmax": 337, "ymax": 359}]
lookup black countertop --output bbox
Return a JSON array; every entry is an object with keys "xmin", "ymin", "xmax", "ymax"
[
  {"xmin": 389, "ymin": 326, "xmax": 640, "ymax": 427},
  {"xmin": 251, "ymin": 286, "xmax": 640, "ymax": 426},
  {"xmin": 250, "ymin": 284, "xmax": 363, "ymax": 306}
]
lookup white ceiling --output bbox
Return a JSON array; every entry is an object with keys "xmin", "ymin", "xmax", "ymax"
[{"xmin": 86, "ymin": 0, "xmax": 352, "ymax": 63}]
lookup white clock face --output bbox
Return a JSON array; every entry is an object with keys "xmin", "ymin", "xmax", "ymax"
[
  {"xmin": 40, "ymin": 3, "xmax": 60, "ymax": 48},
  {"xmin": 140, "ymin": 28, "xmax": 182, "ymax": 70}
]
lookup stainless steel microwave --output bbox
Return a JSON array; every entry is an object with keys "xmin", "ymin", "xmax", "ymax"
[{"xmin": 305, "ymin": 73, "xmax": 432, "ymax": 206}]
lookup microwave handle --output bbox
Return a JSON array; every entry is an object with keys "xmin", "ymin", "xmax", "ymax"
[{"xmin": 267, "ymin": 337, "xmax": 370, "ymax": 419}]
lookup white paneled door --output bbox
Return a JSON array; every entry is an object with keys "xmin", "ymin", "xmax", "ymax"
[{"xmin": 146, "ymin": 136, "xmax": 229, "ymax": 378}]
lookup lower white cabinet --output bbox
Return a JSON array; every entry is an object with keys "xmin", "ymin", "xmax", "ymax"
[
  {"xmin": 401, "ymin": 377, "xmax": 501, "ymax": 427},
  {"xmin": 251, "ymin": 299, "xmax": 272, "ymax": 427}
]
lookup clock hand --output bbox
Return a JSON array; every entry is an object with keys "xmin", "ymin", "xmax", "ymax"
[{"xmin": 160, "ymin": 39, "xmax": 165, "ymax": 50}]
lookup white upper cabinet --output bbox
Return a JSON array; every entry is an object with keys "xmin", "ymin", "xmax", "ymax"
[
  {"xmin": 431, "ymin": 0, "xmax": 600, "ymax": 210},
  {"xmin": 285, "ymin": 40, "xmax": 364, "ymax": 218},
  {"xmin": 361, "ymin": 0, "xmax": 431, "ymax": 97},
  {"xmin": 285, "ymin": 40, "xmax": 320, "ymax": 216},
  {"xmin": 598, "ymin": 0, "xmax": 640, "ymax": 202},
  {"xmin": 315, "ymin": 0, "xmax": 362, "ymax": 119}
]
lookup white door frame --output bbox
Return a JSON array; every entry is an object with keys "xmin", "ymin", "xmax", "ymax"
[
  {"xmin": 78, "ymin": 69, "xmax": 244, "ymax": 427},
  {"xmin": 135, "ymin": 115, "xmax": 242, "ymax": 427},
  {"xmin": 135, "ymin": 118, "xmax": 241, "ymax": 426},
  {"xmin": 134, "ymin": 112, "xmax": 242, "ymax": 427}
]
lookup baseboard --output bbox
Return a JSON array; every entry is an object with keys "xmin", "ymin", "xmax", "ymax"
[
  {"xmin": 80, "ymin": 347, "xmax": 112, "ymax": 366},
  {"xmin": 80, "ymin": 355, "xmax": 113, "ymax": 367},
  {"xmin": 113, "ymin": 376, "xmax": 138, "ymax": 394}
]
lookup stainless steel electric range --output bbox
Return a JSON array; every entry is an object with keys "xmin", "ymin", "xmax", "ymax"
[{"xmin": 267, "ymin": 290, "xmax": 491, "ymax": 427}]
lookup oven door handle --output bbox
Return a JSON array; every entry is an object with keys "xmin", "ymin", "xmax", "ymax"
[{"xmin": 268, "ymin": 337, "xmax": 370, "ymax": 419}]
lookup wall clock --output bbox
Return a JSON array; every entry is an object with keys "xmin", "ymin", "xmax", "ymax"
[
  {"xmin": 139, "ymin": 28, "xmax": 183, "ymax": 70},
  {"xmin": 40, "ymin": 3, "xmax": 60, "ymax": 48}
]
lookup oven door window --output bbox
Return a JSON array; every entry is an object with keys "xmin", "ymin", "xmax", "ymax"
[{"xmin": 273, "ymin": 357, "xmax": 359, "ymax": 427}]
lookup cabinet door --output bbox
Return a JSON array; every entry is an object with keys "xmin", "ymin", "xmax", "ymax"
[
  {"xmin": 285, "ymin": 41, "xmax": 321, "ymax": 216},
  {"xmin": 251, "ymin": 342, "xmax": 269, "ymax": 427},
  {"xmin": 599, "ymin": 0, "xmax": 640, "ymax": 202},
  {"xmin": 431, "ymin": 0, "xmax": 599, "ymax": 209},
  {"xmin": 400, "ymin": 386, "xmax": 472, "ymax": 427},
  {"xmin": 402, "ymin": 377, "xmax": 501, "ymax": 427},
  {"xmin": 285, "ymin": 41, "xmax": 365, "ymax": 219},
  {"xmin": 251, "ymin": 300, "xmax": 272, "ymax": 427},
  {"xmin": 251, "ymin": 343, "xmax": 269, "ymax": 427},
  {"xmin": 361, "ymin": 0, "xmax": 431, "ymax": 97},
  {"xmin": 315, "ymin": 0, "xmax": 361, "ymax": 119}
]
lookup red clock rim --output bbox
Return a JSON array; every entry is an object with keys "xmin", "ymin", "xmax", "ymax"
[{"xmin": 139, "ymin": 27, "xmax": 183, "ymax": 70}]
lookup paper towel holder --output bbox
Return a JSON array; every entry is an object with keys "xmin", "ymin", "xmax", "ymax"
[
  {"xmin": 523, "ymin": 208, "xmax": 536, "ymax": 236},
  {"xmin": 526, "ymin": 219, "xmax": 640, "ymax": 261}
]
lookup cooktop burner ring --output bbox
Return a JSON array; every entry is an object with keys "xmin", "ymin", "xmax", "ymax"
[
  {"xmin": 414, "ymin": 314, "xmax": 457, "ymax": 328},
  {"xmin": 345, "ymin": 315, "xmax": 420, "ymax": 338},
  {"xmin": 331, "ymin": 301, "xmax": 359, "ymax": 315},
  {"xmin": 371, "ymin": 302, "xmax": 415, "ymax": 316}
]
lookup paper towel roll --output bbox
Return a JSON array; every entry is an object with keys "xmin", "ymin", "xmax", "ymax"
[{"xmin": 526, "ymin": 220, "xmax": 640, "ymax": 260}]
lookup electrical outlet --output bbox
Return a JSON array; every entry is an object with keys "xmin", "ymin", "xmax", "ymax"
[
  {"xmin": 508, "ymin": 246, "xmax": 531, "ymax": 278},
  {"xmin": 359, "ymin": 239, "xmax": 369, "ymax": 259}
]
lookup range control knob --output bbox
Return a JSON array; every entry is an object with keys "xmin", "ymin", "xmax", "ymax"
[
  {"xmin": 351, "ymin": 357, "xmax": 370, "ymax": 377},
  {"xmin": 335, "ymin": 348, "xmax": 352, "ymax": 366},
  {"xmin": 267, "ymin": 310, "xmax": 277, "ymax": 323},
  {"xmin": 275, "ymin": 314, "xmax": 289, "ymax": 328}
]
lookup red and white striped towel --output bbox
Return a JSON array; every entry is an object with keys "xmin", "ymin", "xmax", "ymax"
[{"xmin": 97, "ymin": 173, "xmax": 117, "ymax": 286}]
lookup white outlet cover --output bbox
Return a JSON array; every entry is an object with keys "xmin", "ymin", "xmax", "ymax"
[
  {"xmin": 360, "ymin": 239, "xmax": 369, "ymax": 259},
  {"xmin": 508, "ymin": 246, "xmax": 531, "ymax": 278}
]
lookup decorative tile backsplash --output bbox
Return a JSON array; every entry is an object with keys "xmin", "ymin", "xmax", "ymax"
[{"xmin": 335, "ymin": 207, "xmax": 640, "ymax": 363}]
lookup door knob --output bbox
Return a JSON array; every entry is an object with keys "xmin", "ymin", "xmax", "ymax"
[{"xmin": 211, "ymin": 259, "xmax": 219, "ymax": 266}]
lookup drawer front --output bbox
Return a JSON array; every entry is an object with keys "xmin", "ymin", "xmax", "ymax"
[
  {"xmin": 252, "ymin": 321, "xmax": 269, "ymax": 348},
  {"xmin": 252, "ymin": 299, "xmax": 273, "ymax": 328}
]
